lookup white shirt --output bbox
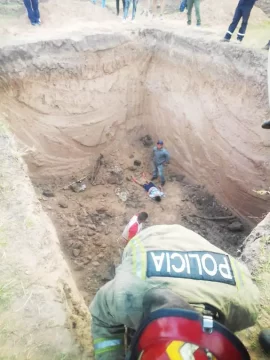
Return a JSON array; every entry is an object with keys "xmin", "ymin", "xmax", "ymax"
[
  {"xmin": 122, "ymin": 214, "xmax": 143, "ymax": 241},
  {"xmin": 148, "ymin": 187, "xmax": 164, "ymax": 199}
]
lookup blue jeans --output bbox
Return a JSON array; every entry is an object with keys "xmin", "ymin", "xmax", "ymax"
[
  {"xmin": 23, "ymin": 0, "xmax": 40, "ymax": 24},
  {"xmin": 92, "ymin": 0, "xmax": 106, "ymax": 7},
  {"xmin": 123, "ymin": 0, "xmax": 138, "ymax": 20},
  {"xmin": 153, "ymin": 163, "xmax": 165, "ymax": 184}
]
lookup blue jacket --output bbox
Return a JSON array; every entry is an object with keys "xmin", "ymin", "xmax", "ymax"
[
  {"xmin": 153, "ymin": 146, "xmax": 170, "ymax": 165},
  {"xmin": 238, "ymin": 0, "xmax": 257, "ymax": 7}
]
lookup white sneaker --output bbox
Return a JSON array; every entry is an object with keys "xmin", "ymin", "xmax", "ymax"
[
  {"xmin": 131, "ymin": 19, "xmax": 136, "ymax": 23},
  {"xmin": 122, "ymin": 18, "xmax": 127, "ymax": 23}
]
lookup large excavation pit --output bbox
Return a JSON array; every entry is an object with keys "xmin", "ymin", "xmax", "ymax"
[{"xmin": 0, "ymin": 29, "xmax": 270, "ymax": 359}]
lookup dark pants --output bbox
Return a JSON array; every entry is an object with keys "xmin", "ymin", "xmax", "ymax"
[
  {"xmin": 23, "ymin": 0, "xmax": 40, "ymax": 24},
  {"xmin": 116, "ymin": 0, "xmax": 125, "ymax": 15},
  {"xmin": 123, "ymin": 0, "xmax": 138, "ymax": 20},
  {"xmin": 225, "ymin": 4, "xmax": 253, "ymax": 41}
]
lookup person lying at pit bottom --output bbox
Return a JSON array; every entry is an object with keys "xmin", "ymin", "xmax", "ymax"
[{"xmin": 132, "ymin": 174, "xmax": 164, "ymax": 202}]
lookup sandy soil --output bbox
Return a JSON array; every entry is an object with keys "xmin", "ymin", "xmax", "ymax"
[
  {"xmin": 33, "ymin": 137, "xmax": 249, "ymax": 306},
  {"xmin": 0, "ymin": 0, "xmax": 270, "ymax": 359}
]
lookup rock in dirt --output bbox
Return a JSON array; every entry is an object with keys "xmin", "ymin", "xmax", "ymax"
[
  {"xmin": 228, "ymin": 221, "xmax": 244, "ymax": 232},
  {"xmin": 72, "ymin": 248, "xmax": 81, "ymax": 257},
  {"xmin": 128, "ymin": 166, "xmax": 137, "ymax": 171},
  {"xmin": 70, "ymin": 183, "xmax": 86, "ymax": 193},
  {"xmin": 134, "ymin": 160, "xmax": 141, "ymax": 166},
  {"xmin": 92, "ymin": 261, "xmax": 100, "ymax": 266},
  {"xmin": 106, "ymin": 166, "xmax": 124, "ymax": 185},
  {"xmin": 140, "ymin": 135, "xmax": 154, "ymax": 147},
  {"xmin": 88, "ymin": 224, "xmax": 97, "ymax": 231},
  {"xmin": 58, "ymin": 200, "xmax": 68, "ymax": 208},
  {"xmin": 67, "ymin": 218, "xmax": 77, "ymax": 227},
  {"xmin": 42, "ymin": 189, "xmax": 55, "ymax": 197}
]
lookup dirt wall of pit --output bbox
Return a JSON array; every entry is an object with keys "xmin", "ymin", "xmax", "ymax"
[
  {"xmin": 0, "ymin": 30, "xmax": 270, "ymax": 220},
  {"xmin": 0, "ymin": 126, "xmax": 91, "ymax": 359}
]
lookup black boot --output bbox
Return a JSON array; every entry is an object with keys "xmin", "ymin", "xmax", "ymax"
[{"xmin": 262, "ymin": 120, "xmax": 270, "ymax": 129}]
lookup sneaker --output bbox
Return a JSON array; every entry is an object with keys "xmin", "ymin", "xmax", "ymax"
[
  {"xmin": 236, "ymin": 39, "xmax": 242, "ymax": 44},
  {"xmin": 161, "ymin": 182, "xmax": 165, "ymax": 186},
  {"xmin": 221, "ymin": 38, "xmax": 230, "ymax": 42},
  {"xmin": 187, "ymin": 21, "xmax": 191, "ymax": 25},
  {"xmin": 122, "ymin": 18, "xmax": 127, "ymax": 23},
  {"xmin": 262, "ymin": 120, "xmax": 270, "ymax": 129},
  {"xmin": 196, "ymin": 23, "xmax": 201, "ymax": 26},
  {"xmin": 151, "ymin": 176, "xmax": 158, "ymax": 181},
  {"xmin": 31, "ymin": 22, "xmax": 37, "ymax": 26},
  {"xmin": 131, "ymin": 19, "xmax": 136, "ymax": 23},
  {"xmin": 37, "ymin": 18, "xmax": 41, "ymax": 25}
]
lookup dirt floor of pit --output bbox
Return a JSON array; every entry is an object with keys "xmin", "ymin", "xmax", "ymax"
[{"xmin": 33, "ymin": 139, "xmax": 250, "ymax": 305}]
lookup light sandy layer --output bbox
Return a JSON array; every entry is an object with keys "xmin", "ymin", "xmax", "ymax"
[{"xmin": 0, "ymin": 125, "xmax": 92, "ymax": 359}]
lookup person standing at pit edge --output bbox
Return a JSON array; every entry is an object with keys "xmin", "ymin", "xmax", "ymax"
[
  {"xmin": 152, "ymin": 140, "xmax": 170, "ymax": 186},
  {"xmin": 23, "ymin": 0, "xmax": 41, "ymax": 26},
  {"xmin": 187, "ymin": 0, "xmax": 201, "ymax": 27},
  {"xmin": 222, "ymin": 0, "xmax": 257, "ymax": 43}
]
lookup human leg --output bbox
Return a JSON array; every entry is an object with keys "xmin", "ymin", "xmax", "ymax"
[
  {"xmin": 194, "ymin": 0, "xmax": 200, "ymax": 25},
  {"xmin": 152, "ymin": 163, "xmax": 158, "ymax": 180},
  {"xmin": 23, "ymin": 0, "xmax": 35, "ymax": 24},
  {"xmin": 131, "ymin": 0, "xmax": 138, "ymax": 20},
  {"xmin": 187, "ymin": 0, "xmax": 193, "ymax": 25},
  {"xmin": 152, "ymin": 0, "xmax": 157, "ymax": 16},
  {"xmin": 237, "ymin": 6, "xmax": 252, "ymax": 42},
  {"xmin": 157, "ymin": 165, "xmax": 165, "ymax": 184},
  {"xmin": 30, "ymin": 0, "xmax": 40, "ymax": 22},
  {"xmin": 123, "ymin": 0, "xmax": 131, "ymax": 19},
  {"xmin": 224, "ymin": 6, "xmax": 242, "ymax": 40},
  {"xmin": 160, "ymin": 0, "xmax": 166, "ymax": 16}
]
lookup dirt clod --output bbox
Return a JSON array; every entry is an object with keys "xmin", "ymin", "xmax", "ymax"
[
  {"xmin": 140, "ymin": 135, "xmax": 154, "ymax": 147},
  {"xmin": 59, "ymin": 200, "xmax": 69, "ymax": 208},
  {"xmin": 228, "ymin": 222, "xmax": 244, "ymax": 232},
  {"xmin": 42, "ymin": 189, "xmax": 55, "ymax": 197},
  {"xmin": 134, "ymin": 160, "xmax": 142, "ymax": 166},
  {"xmin": 73, "ymin": 248, "xmax": 81, "ymax": 257}
]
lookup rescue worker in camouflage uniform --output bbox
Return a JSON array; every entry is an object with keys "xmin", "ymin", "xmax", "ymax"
[{"xmin": 90, "ymin": 224, "xmax": 259, "ymax": 360}]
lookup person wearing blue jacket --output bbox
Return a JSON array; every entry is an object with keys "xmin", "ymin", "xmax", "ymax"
[
  {"xmin": 222, "ymin": 0, "xmax": 257, "ymax": 43},
  {"xmin": 151, "ymin": 140, "xmax": 170, "ymax": 186}
]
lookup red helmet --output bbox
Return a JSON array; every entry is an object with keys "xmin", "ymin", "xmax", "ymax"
[{"xmin": 128, "ymin": 309, "xmax": 250, "ymax": 360}]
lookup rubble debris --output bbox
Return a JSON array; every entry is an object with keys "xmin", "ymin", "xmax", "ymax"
[
  {"xmin": 228, "ymin": 221, "xmax": 244, "ymax": 232},
  {"xmin": 72, "ymin": 248, "xmax": 81, "ymax": 257},
  {"xmin": 67, "ymin": 218, "xmax": 77, "ymax": 227},
  {"xmin": 134, "ymin": 160, "xmax": 141, "ymax": 166},
  {"xmin": 90, "ymin": 154, "xmax": 104, "ymax": 185},
  {"xmin": 128, "ymin": 166, "xmax": 137, "ymax": 172},
  {"xmin": 58, "ymin": 200, "xmax": 68, "ymax": 208},
  {"xmin": 140, "ymin": 134, "xmax": 154, "ymax": 147},
  {"xmin": 42, "ymin": 189, "xmax": 55, "ymax": 197},
  {"xmin": 70, "ymin": 183, "xmax": 86, "ymax": 193},
  {"xmin": 107, "ymin": 165, "xmax": 124, "ymax": 185},
  {"xmin": 115, "ymin": 187, "xmax": 129, "ymax": 202}
]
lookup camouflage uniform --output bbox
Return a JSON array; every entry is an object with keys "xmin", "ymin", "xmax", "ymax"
[{"xmin": 90, "ymin": 225, "xmax": 259, "ymax": 360}]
